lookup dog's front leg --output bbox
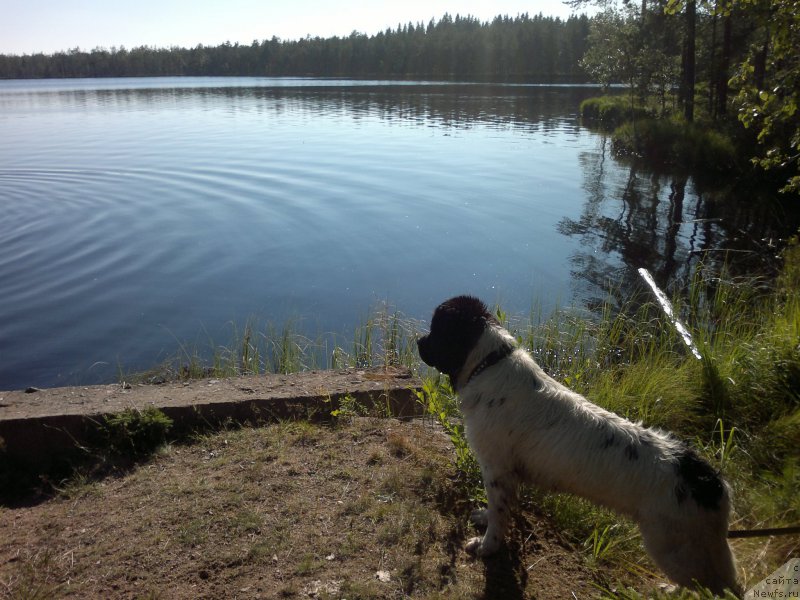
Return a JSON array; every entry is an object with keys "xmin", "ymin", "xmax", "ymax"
[{"xmin": 466, "ymin": 472, "xmax": 517, "ymax": 556}]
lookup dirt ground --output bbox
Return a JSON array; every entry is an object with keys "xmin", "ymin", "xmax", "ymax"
[{"xmin": 0, "ymin": 417, "xmax": 636, "ymax": 599}]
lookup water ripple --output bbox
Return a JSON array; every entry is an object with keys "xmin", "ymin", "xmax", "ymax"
[{"xmin": 4, "ymin": 79, "xmax": 777, "ymax": 390}]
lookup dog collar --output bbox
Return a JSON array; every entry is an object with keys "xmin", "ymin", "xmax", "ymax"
[{"xmin": 463, "ymin": 343, "xmax": 515, "ymax": 388}]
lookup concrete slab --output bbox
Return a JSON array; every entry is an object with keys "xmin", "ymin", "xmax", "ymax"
[{"xmin": 0, "ymin": 367, "xmax": 423, "ymax": 469}]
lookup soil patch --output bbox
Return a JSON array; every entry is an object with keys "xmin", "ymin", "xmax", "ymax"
[{"xmin": 0, "ymin": 418, "xmax": 611, "ymax": 599}]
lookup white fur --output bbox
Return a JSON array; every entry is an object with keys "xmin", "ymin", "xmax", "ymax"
[{"xmin": 456, "ymin": 323, "xmax": 739, "ymax": 596}]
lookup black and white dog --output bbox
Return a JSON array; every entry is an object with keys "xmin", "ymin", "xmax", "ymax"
[{"xmin": 417, "ymin": 295, "xmax": 739, "ymax": 596}]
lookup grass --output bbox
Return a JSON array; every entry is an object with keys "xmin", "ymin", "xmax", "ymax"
[
  {"xmin": 122, "ymin": 302, "xmax": 421, "ymax": 385},
  {"xmin": 611, "ymin": 117, "xmax": 740, "ymax": 175},
  {"xmin": 580, "ymin": 95, "xmax": 653, "ymax": 129}
]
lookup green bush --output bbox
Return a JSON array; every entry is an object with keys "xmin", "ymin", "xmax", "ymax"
[
  {"xmin": 612, "ymin": 118, "xmax": 738, "ymax": 173},
  {"xmin": 580, "ymin": 96, "xmax": 651, "ymax": 128},
  {"xmin": 99, "ymin": 406, "xmax": 173, "ymax": 457}
]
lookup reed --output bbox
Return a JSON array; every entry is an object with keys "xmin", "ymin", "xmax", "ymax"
[{"xmin": 124, "ymin": 302, "xmax": 421, "ymax": 384}]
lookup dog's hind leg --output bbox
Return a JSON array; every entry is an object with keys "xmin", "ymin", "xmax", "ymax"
[{"xmin": 466, "ymin": 471, "xmax": 518, "ymax": 557}]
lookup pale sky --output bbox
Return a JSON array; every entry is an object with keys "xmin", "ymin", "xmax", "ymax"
[{"xmin": 0, "ymin": 0, "xmax": 585, "ymax": 55}]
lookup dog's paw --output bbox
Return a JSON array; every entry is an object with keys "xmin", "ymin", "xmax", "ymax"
[
  {"xmin": 465, "ymin": 535, "xmax": 500, "ymax": 557},
  {"xmin": 470, "ymin": 508, "xmax": 488, "ymax": 529}
]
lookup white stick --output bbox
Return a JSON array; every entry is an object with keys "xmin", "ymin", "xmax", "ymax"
[{"xmin": 637, "ymin": 268, "xmax": 702, "ymax": 360}]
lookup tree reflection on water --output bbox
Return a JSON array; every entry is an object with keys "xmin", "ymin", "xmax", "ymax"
[{"xmin": 560, "ymin": 134, "xmax": 800, "ymax": 309}]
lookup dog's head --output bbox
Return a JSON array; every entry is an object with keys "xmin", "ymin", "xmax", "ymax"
[{"xmin": 417, "ymin": 295, "xmax": 496, "ymax": 381}]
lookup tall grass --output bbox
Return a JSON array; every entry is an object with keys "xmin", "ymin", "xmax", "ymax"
[
  {"xmin": 580, "ymin": 95, "xmax": 652, "ymax": 129},
  {"xmin": 124, "ymin": 302, "xmax": 421, "ymax": 384}
]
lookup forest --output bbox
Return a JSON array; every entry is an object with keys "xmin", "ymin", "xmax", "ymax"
[{"xmin": 0, "ymin": 14, "xmax": 591, "ymax": 82}]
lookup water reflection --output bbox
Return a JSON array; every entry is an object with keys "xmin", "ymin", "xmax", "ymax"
[
  {"xmin": 3, "ymin": 80, "xmax": 600, "ymax": 133},
  {"xmin": 561, "ymin": 134, "xmax": 800, "ymax": 306}
]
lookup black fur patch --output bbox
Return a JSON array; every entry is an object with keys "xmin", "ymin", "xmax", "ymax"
[
  {"xmin": 603, "ymin": 434, "xmax": 617, "ymax": 449},
  {"xmin": 624, "ymin": 445, "xmax": 639, "ymax": 461},
  {"xmin": 675, "ymin": 484, "xmax": 687, "ymax": 505},
  {"xmin": 674, "ymin": 448, "xmax": 725, "ymax": 510}
]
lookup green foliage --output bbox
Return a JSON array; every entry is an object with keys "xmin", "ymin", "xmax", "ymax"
[
  {"xmin": 330, "ymin": 393, "xmax": 370, "ymax": 419},
  {"xmin": 731, "ymin": 0, "xmax": 800, "ymax": 194},
  {"xmin": 584, "ymin": 523, "xmax": 629, "ymax": 566},
  {"xmin": 580, "ymin": 96, "xmax": 652, "ymax": 128},
  {"xmin": 580, "ymin": 9, "xmax": 639, "ymax": 89},
  {"xmin": 352, "ymin": 306, "xmax": 418, "ymax": 369},
  {"xmin": 578, "ymin": 0, "xmax": 799, "ymax": 194},
  {"xmin": 98, "ymin": 406, "xmax": 173, "ymax": 457},
  {"xmin": 580, "ymin": 6, "xmax": 681, "ymax": 113},
  {"xmin": 415, "ymin": 377, "xmax": 484, "ymax": 502}
]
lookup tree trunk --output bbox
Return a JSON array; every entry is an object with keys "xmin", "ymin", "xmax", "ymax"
[
  {"xmin": 715, "ymin": 13, "xmax": 732, "ymax": 118},
  {"xmin": 681, "ymin": 0, "xmax": 697, "ymax": 122}
]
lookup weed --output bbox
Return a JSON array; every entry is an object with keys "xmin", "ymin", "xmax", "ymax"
[
  {"xmin": 295, "ymin": 553, "xmax": 332, "ymax": 577},
  {"xmin": 580, "ymin": 95, "xmax": 652, "ymax": 128},
  {"xmin": 585, "ymin": 524, "xmax": 623, "ymax": 566},
  {"xmin": 703, "ymin": 419, "xmax": 738, "ymax": 468},
  {"xmin": 229, "ymin": 509, "xmax": 263, "ymax": 535},
  {"xmin": 386, "ymin": 431, "xmax": 414, "ymax": 459},
  {"xmin": 4, "ymin": 550, "xmax": 64, "ymax": 600},
  {"xmin": 124, "ymin": 302, "xmax": 421, "ymax": 384},
  {"xmin": 415, "ymin": 377, "xmax": 484, "ymax": 502},
  {"xmin": 97, "ymin": 406, "xmax": 173, "ymax": 457},
  {"xmin": 611, "ymin": 118, "xmax": 739, "ymax": 174},
  {"xmin": 330, "ymin": 393, "xmax": 369, "ymax": 419},
  {"xmin": 52, "ymin": 469, "xmax": 101, "ymax": 500}
]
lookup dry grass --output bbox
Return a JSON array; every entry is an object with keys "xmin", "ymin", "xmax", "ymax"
[{"xmin": 0, "ymin": 418, "xmax": 614, "ymax": 599}]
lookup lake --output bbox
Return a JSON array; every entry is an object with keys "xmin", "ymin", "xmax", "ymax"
[{"xmin": 0, "ymin": 77, "xmax": 796, "ymax": 390}]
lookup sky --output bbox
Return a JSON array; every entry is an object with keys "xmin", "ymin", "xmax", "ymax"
[{"xmin": 0, "ymin": 0, "xmax": 586, "ymax": 55}]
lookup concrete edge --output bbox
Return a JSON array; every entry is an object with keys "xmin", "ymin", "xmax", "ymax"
[{"xmin": 0, "ymin": 367, "xmax": 425, "ymax": 470}]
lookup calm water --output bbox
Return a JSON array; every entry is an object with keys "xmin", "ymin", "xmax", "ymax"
[{"xmin": 0, "ymin": 77, "xmax": 795, "ymax": 390}]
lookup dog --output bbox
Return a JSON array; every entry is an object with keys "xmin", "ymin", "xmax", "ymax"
[{"xmin": 417, "ymin": 295, "xmax": 739, "ymax": 596}]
